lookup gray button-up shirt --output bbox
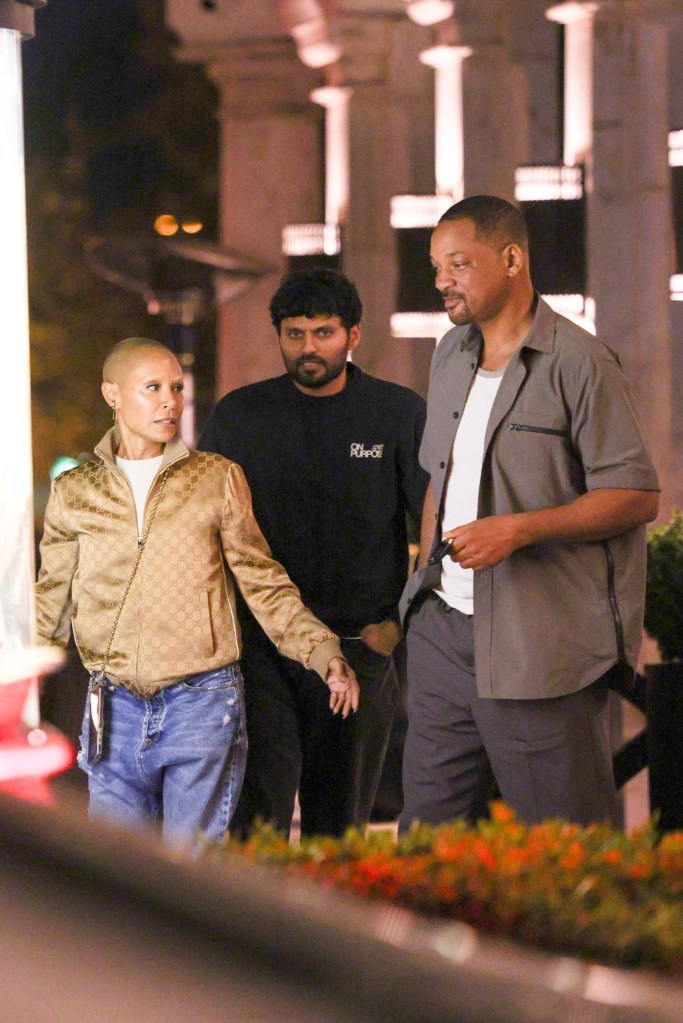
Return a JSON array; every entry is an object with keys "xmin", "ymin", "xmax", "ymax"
[{"xmin": 400, "ymin": 297, "xmax": 660, "ymax": 699}]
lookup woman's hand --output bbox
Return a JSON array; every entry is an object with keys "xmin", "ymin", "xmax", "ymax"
[{"xmin": 325, "ymin": 656, "xmax": 360, "ymax": 717}]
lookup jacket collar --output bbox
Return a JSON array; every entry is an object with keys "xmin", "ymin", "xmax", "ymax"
[{"xmin": 94, "ymin": 428, "xmax": 190, "ymax": 470}]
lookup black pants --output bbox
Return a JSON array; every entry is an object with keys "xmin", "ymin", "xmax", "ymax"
[{"xmin": 230, "ymin": 618, "xmax": 399, "ymax": 839}]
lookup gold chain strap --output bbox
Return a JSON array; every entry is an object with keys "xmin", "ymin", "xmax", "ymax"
[{"xmin": 98, "ymin": 468, "xmax": 169, "ymax": 676}]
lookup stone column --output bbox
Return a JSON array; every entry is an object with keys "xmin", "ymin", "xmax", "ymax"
[
  {"xmin": 457, "ymin": 0, "xmax": 531, "ymax": 201},
  {"xmin": 419, "ymin": 44, "xmax": 472, "ymax": 202},
  {"xmin": 340, "ymin": 14, "xmax": 435, "ymax": 390},
  {"xmin": 589, "ymin": 0, "xmax": 677, "ymax": 511},
  {"xmin": 310, "ymin": 85, "xmax": 352, "ymax": 227},
  {"xmin": 206, "ymin": 41, "xmax": 324, "ymax": 396},
  {"xmin": 546, "ymin": 1, "xmax": 598, "ymax": 172}
]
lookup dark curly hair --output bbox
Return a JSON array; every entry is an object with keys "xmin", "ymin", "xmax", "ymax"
[{"xmin": 269, "ymin": 269, "xmax": 363, "ymax": 332}]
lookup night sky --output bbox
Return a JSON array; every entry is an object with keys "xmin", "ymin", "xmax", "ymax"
[
  {"xmin": 20, "ymin": 0, "xmax": 220, "ymax": 475},
  {"xmin": 23, "ymin": 0, "xmax": 140, "ymax": 157},
  {"xmin": 20, "ymin": 0, "xmax": 215, "ymax": 229}
]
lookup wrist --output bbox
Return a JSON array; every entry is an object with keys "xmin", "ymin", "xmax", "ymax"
[
  {"xmin": 308, "ymin": 637, "xmax": 343, "ymax": 682},
  {"xmin": 511, "ymin": 511, "xmax": 537, "ymax": 550}
]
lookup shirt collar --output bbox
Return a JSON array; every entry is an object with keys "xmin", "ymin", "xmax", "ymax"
[
  {"xmin": 458, "ymin": 292, "xmax": 555, "ymax": 355},
  {"xmin": 519, "ymin": 293, "xmax": 556, "ymax": 353}
]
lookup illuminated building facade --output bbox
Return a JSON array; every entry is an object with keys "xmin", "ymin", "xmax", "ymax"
[{"xmin": 166, "ymin": 0, "xmax": 683, "ymax": 512}]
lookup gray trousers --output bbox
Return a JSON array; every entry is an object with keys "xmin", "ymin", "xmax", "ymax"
[{"xmin": 399, "ymin": 592, "xmax": 618, "ymax": 832}]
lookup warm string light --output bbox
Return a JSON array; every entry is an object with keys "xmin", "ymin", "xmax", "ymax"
[
  {"xmin": 404, "ymin": 0, "xmax": 455, "ymax": 27},
  {"xmin": 390, "ymin": 195, "xmax": 454, "ymax": 230},
  {"xmin": 669, "ymin": 130, "xmax": 683, "ymax": 168},
  {"xmin": 278, "ymin": 0, "xmax": 341, "ymax": 69},
  {"xmin": 514, "ymin": 165, "xmax": 584, "ymax": 201},
  {"xmin": 390, "ymin": 312, "xmax": 451, "ymax": 340},
  {"xmin": 153, "ymin": 214, "xmax": 204, "ymax": 237},
  {"xmin": 282, "ymin": 223, "xmax": 341, "ymax": 257},
  {"xmin": 671, "ymin": 275, "xmax": 683, "ymax": 301}
]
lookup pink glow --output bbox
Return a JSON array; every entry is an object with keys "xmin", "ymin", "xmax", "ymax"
[{"xmin": 0, "ymin": 729, "xmax": 74, "ymax": 784}]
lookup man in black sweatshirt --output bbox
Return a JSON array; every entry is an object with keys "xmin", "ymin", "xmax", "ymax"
[{"xmin": 199, "ymin": 269, "xmax": 428, "ymax": 838}]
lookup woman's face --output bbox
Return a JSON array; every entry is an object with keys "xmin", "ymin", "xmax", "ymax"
[{"xmin": 103, "ymin": 348, "xmax": 184, "ymax": 459}]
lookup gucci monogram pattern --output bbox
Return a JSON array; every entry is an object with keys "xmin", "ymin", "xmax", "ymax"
[{"xmin": 36, "ymin": 431, "xmax": 338, "ymax": 696}]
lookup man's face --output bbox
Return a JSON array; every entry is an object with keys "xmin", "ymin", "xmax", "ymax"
[
  {"xmin": 278, "ymin": 314, "xmax": 360, "ymax": 396},
  {"xmin": 430, "ymin": 218, "xmax": 512, "ymax": 327}
]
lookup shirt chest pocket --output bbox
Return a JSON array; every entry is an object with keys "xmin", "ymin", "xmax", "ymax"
[
  {"xmin": 505, "ymin": 409, "xmax": 570, "ymax": 439},
  {"xmin": 493, "ymin": 408, "xmax": 581, "ymax": 506}
]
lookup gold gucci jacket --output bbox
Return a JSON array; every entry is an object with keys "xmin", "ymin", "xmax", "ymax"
[{"xmin": 36, "ymin": 429, "xmax": 341, "ymax": 695}]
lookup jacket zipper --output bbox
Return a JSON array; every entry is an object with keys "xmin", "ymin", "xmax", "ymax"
[
  {"xmin": 508, "ymin": 423, "xmax": 567, "ymax": 437},
  {"xmin": 602, "ymin": 540, "xmax": 626, "ymax": 663}
]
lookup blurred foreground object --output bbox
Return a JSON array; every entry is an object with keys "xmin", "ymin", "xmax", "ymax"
[
  {"xmin": 1, "ymin": 785, "xmax": 683, "ymax": 1023},
  {"xmin": 0, "ymin": 2, "xmax": 72, "ymax": 803},
  {"xmin": 0, "ymin": 646, "xmax": 73, "ymax": 801}
]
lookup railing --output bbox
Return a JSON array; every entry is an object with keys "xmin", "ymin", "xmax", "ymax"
[{"xmin": 610, "ymin": 670, "xmax": 683, "ymax": 833}]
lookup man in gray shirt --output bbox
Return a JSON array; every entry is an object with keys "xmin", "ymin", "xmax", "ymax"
[{"xmin": 399, "ymin": 195, "xmax": 659, "ymax": 831}]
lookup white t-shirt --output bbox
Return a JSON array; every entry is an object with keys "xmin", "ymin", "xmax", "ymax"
[
  {"xmin": 435, "ymin": 367, "xmax": 504, "ymax": 614},
  {"xmin": 116, "ymin": 454, "xmax": 163, "ymax": 540}
]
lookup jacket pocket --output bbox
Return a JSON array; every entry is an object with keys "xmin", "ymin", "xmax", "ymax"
[
  {"xmin": 151, "ymin": 588, "xmax": 216, "ymax": 675},
  {"xmin": 507, "ymin": 422, "xmax": 568, "ymax": 437}
]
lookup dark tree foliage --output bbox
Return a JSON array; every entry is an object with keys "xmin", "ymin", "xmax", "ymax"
[{"xmin": 23, "ymin": 0, "xmax": 219, "ymax": 483}]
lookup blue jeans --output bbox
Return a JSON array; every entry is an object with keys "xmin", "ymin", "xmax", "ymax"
[{"xmin": 77, "ymin": 664, "xmax": 247, "ymax": 848}]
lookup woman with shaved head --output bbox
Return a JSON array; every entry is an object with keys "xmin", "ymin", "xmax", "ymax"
[{"xmin": 35, "ymin": 337, "xmax": 358, "ymax": 848}]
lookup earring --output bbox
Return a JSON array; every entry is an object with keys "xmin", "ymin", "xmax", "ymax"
[{"xmin": 112, "ymin": 405, "xmax": 118, "ymax": 424}]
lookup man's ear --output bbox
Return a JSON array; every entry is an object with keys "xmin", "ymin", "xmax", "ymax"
[
  {"xmin": 348, "ymin": 325, "xmax": 361, "ymax": 351},
  {"xmin": 503, "ymin": 243, "xmax": 524, "ymax": 277}
]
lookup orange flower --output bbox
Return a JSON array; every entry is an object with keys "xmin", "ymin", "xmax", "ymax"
[
  {"xmin": 627, "ymin": 860, "xmax": 652, "ymax": 881},
  {"xmin": 559, "ymin": 841, "xmax": 586, "ymax": 872},
  {"xmin": 221, "ymin": 804, "xmax": 683, "ymax": 971},
  {"xmin": 490, "ymin": 801, "xmax": 517, "ymax": 824},
  {"xmin": 473, "ymin": 839, "xmax": 497, "ymax": 872}
]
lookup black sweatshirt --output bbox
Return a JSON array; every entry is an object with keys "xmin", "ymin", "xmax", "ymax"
[{"xmin": 199, "ymin": 365, "xmax": 428, "ymax": 635}]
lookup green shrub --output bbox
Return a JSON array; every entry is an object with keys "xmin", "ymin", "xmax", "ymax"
[{"xmin": 644, "ymin": 512, "xmax": 683, "ymax": 663}]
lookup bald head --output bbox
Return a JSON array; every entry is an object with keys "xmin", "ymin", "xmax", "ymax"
[
  {"xmin": 102, "ymin": 337, "xmax": 173, "ymax": 384},
  {"xmin": 101, "ymin": 339, "xmax": 184, "ymax": 457}
]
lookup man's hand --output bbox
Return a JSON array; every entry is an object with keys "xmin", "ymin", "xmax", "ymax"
[
  {"xmin": 360, "ymin": 619, "xmax": 402, "ymax": 657},
  {"xmin": 445, "ymin": 515, "xmax": 522, "ymax": 570},
  {"xmin": 325, "ymin": 656, "xmax": 360, "ymax": 717},
  {"xmin": 444, "ymin": 490, "xmax": 659, "ymax": 571}
]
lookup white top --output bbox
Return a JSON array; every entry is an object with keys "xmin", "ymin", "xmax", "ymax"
[
  {"xmin": 435, "ymin": 367, "xmax": 504, "ymax": 614},
  {"xmin": 116, "ymin": 455, "xmax": 163, "ymax": 539}
]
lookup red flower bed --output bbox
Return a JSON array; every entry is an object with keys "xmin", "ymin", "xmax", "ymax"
[{"xmin": 213, "ymin": 803, "xmax": 683, "ymax": 972}]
